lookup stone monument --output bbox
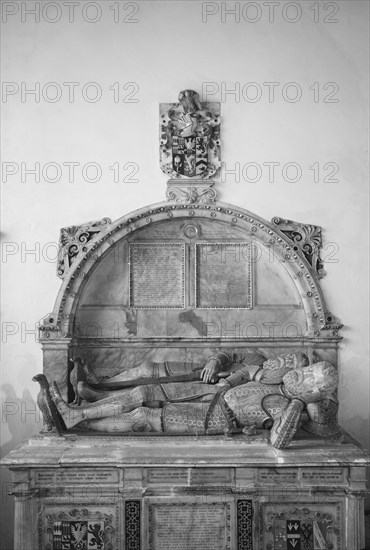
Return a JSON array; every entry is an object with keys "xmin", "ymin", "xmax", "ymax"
[{"xmin": 2, "ymin": 90, "xmax": 369, "ymax": 550}]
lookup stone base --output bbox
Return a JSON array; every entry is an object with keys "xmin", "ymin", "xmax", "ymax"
[{"xmin": 2, "ymin": 429, "xmax": 369, "ymax": 550}]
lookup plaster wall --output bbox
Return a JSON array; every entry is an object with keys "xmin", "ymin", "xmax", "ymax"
[{"xmin": 1, "ymin": 1, "xmax": 369, "ymax": 548}]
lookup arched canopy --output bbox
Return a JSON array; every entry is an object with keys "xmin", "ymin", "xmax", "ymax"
[{"xmin": 39, "ymin": 201, "xmax": 341, "ymax": 344}]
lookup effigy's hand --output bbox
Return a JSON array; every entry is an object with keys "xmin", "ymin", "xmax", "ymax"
[
  {"xmin": 201, "ymin": 360, "xmax": 218, "ymax": 384},
  {"xmin": 215, "ymin": 378, "xmax": 230, "ymax": 388}
]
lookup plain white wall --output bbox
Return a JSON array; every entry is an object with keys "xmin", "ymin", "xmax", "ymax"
[{"xmin": 1, "ymin": 1, "xmax": 369, "ymax": 548}]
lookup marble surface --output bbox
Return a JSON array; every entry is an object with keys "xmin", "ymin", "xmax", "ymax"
[
  {"xmin": 63, "ymin": 345, "xmax": 338, "ymax": 381},
  {"xmin": 74, "ymin": 217, "xmax": 309, "ymax": 340},
  {"xmin": 3, "ymin": 429, "xmax": 369, "ymax": 468}
]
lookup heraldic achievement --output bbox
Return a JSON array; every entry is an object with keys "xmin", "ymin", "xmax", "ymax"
[{"xmin": 160, "ymin": 89, "xmax": 221, "ymax": 180}]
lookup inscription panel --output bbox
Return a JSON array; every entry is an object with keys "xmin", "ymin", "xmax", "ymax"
[
  {"xmin": 147, "ymin": 498, "xmax": 232, "ymax": 550},
  {"xmin": 146, "ymin": 468, "xmax": 188, "ymax": 485},
  {"xmin": 189, "ymin": 468, "xmax": 233, "ymax": 486},
  {"xmin": 145, "ymin": 467, "xmax": 233, "ymax": 486},
  {"xmin": 195, "ymin": 243, "xmax": 253, "ymax": 308},
  {"xmin": 257, "ymin": 469, "xmax": 298, "ymax": 484},
  {"xmin": 301, "ymin": 468, "xmax": 346, "ymax": 485},
  {"xmin": 35, "ymin": 468, "xmax": 119, "ymax": 486},
  {"xmin": 129, "ymin": 243, "xmax": 185, "ymax": 308}
]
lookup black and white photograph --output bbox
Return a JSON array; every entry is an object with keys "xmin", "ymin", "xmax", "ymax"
[{"xmin": 1, "ymin": 1, "xmax": 369, "ymax": 549}]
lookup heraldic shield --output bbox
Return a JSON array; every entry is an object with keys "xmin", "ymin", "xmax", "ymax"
[
  {"xmin": 160, "ymin": 90, "xmax": 221, "ymax": 180},
  {"xmin": 172, "ymin": 135, "xmax": 208, "ymax": 177}
]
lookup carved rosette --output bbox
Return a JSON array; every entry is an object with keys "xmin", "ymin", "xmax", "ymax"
[
  {"xmin": 272, "ymin": 217, "xmax": 325, "ymax": 278},
  {"xmin": 57, "ymin": 217, "xmax": 112, "ymax": 279},
  {"xmin": 166, "ymin": 180, "xmax": 217, "ymax": 204}
]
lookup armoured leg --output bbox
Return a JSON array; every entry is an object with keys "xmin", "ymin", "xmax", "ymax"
[
  {"xmin": 50, "ymin": 383, "xmax": 148, "ymax": 429},
  {"xmin": 269, "ymin": 399, "xmax": 305, "ymax": 449},
  {"xmin": 80, "ymin": 407, "xmax": 163, "ymax": 433},
  {"xmin": 106, "ymin": 360, "xmax": 167, "ymax": 382}
]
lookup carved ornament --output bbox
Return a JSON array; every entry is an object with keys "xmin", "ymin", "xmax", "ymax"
[
  {"xmin": 42, "ymin": 506, "xmax": 118, "ymax": 550},
  {"xmin": 166, "ymin": 180, "xmax": 217, "ymax": 204},
  {"xmin": 272, "ymin": 217, "xmax": 325, "ymax": 278},
  {"xmin": 263, "ymin": 505, "xmax": 341, "ymax": 549},
  {"xmin": 57, "ymin": 217, "xmax": 112, "ymax": 279}
]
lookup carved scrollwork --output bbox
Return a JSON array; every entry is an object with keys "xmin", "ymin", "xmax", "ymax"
[
  {"xmin": 272, "ymin": 217, "xmax": 325, "ymax": 278},
  {"xmin": 57, "ymin": 217, "xmax": 112, "ymax": 279},
  {"xmin": 166, "ymin": 181, "xmax": 217, "ymax": 204}
]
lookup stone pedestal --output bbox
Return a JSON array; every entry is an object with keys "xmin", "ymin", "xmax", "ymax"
[{"xmin": 2, "ymin": 429, "xmax": 369, "ymax": 550}]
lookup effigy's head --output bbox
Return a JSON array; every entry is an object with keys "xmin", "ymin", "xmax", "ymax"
[
  {"xmin": 283, "ymin": 361, "xmax": 338, "ymax": 403},
  {"xmin": 263, "ymin": 352, "xmax": 309, "ymax": 371}
]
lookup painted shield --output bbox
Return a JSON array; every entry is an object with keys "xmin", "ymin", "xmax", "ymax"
[
  {"xmin": 52, "ymin": 520, "xmax": 104, "ymax": 550},
  {"xmin": 172, "ymin": 135, "xmax": 209, "ymax": 177},
  {"xmin": 273, "ymin": 518, "xmax": 327, "ymax": 550}
]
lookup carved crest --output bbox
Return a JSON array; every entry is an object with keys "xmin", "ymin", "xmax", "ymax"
[{"xmin": 160, "ymin": 89, "xmax": 221, "ymax": 180}]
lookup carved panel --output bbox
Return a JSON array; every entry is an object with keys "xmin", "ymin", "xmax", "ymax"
[
  {"xmin": 125, "ymin": 500, "xmax": 141, "ymax": 550},
  {"xmin": 237, "ymin": 500, "xmax": 253, "ymax": 550},
  {"xmin": 41, "ymin": 505, "xmax": 119, "ymax": 550},
  {"xmin": 129, "ymin": 243, "xmax": 185, "ymax": 309},
  {"xmin": 166, "ymin": 180, "xmax": 217, "ymax": 204},
  {"xmin": 195, "ymin": 243, "xmax": 254, "ymax": 308},
  {"xmin": 261, "ymin": 503, "xmax": 342, "ymax": 549},
  {"xmin": 147, "ymin": 498, "xmax": 232, "ymax": 550}
]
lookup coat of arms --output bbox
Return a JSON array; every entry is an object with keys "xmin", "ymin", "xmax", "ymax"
[{"xmin": 160, "ymin": 90, "xmax": 221, "ymax": 180}]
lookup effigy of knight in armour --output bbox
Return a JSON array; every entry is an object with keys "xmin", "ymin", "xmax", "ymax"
[{"xmin": 34, "ymin": 351, "xmax": 340, "ymax": 450}]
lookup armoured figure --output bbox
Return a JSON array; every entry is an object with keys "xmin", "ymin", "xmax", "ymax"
[{"xmin": 34, "ymin": 352, "xmax": 339, "ymax": 449}]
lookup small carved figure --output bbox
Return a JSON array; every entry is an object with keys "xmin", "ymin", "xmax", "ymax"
[
  {"xmin": 69, "ymin": 357, "xmax": 87, "ymax": 405},
  {"xmin": 33, "ymin": 374, "xmax": 54, "ymax": 432},
  {"xmin": 69, "ymin": 357, "xmax": 102, "ymax": 405},
  {"xmin": 32, "ymin": 374, "xmax": 65, "ymax": 434}
]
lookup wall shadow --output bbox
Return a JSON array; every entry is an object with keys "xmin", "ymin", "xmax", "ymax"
[{"xmin": 1, "ymin": 383, "xmax": 42, "ymax": 550}]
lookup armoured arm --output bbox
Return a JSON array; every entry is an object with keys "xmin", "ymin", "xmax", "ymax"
[
  {"xmin": 217, "ymin": 364, "xmax": 263, "ymax": 388},
  {"xmin": 201, "ymin": 351, "xmax": 231, "ymax": 383}
]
